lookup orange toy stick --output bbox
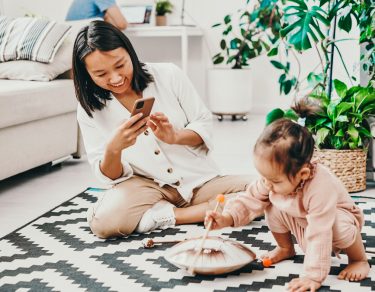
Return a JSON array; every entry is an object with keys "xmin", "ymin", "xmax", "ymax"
[
  {"xmin": 262, "ymin": 258, "xmax": 272, "ymax": 268},
  {"xmin": 188, "ymin": 194, "xmax": 225, "ymax": 275}
]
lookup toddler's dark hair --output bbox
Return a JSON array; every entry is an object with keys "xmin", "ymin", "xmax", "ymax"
[{"xmin": 254, "ymin": 99, "xmax": 317, "ymax": 179}]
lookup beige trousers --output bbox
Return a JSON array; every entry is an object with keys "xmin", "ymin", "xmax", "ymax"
[
  {"xmin": 88, "ymin": 175, "xmax": 251, "ymax": 238},
  {"xmin": 265, "ymin": 205, "xmax": 361, "ymax": 252}
]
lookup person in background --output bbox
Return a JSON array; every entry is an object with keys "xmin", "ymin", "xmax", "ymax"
[{"xmin": 66, "ymin": 0, "xmax": 128, "ymax": 30}]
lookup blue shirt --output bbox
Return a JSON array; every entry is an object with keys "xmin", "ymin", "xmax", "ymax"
[{"xmin": 66, "ymin": 0, "xmax": 116, "ymax": 20}]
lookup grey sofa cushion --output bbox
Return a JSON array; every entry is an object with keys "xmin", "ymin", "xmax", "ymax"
[{"xmin": 0, "ymin": 79, "xmax": 77, "ymax": 129}]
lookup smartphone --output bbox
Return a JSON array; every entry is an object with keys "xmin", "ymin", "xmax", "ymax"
[{"xmin": 130, "ymin": 97, "xmax": 155, "ymax": 118}]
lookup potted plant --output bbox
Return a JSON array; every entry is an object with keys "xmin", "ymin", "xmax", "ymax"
[
  {"xmin": 259, "ymin": 0, "xmax": 375, "ymax": 192},
  {"xmin": 155, "ymin": 0, "xmax": 173, "ymax": 26},
  {"xmin": 267, "ymin": 81, "xmax": 375, "ymax": 192},
  {"xmin": 208, "ymin": 0, "xmax": 282, "ymax": 121}
]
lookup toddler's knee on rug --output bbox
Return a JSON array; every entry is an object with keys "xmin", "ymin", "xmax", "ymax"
[{"xmin": 332, "ymin": 221, "xmax": 358, "ymax": 249}]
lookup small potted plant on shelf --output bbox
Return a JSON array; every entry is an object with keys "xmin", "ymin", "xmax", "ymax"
[
  {"xmin": 155, "ymin": 0, "xmax": 173, "ymax": 26},
  {"xmin": 208, "ymin": 0, "xmax": 282, "ymax": 121}
]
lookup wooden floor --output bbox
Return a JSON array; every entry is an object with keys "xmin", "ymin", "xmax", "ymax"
[{"xmin": 1, "ymin": 115, "xmax": 374, "ymax": 238}]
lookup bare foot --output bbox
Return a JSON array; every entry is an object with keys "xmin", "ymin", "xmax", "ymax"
[
  {"xmin": 338, "ymin": 260, "xmax": 370, "ymax": 281},
  {"xmin": 260, "ymin": 246, "xmax": 296, "ymax": 264}
]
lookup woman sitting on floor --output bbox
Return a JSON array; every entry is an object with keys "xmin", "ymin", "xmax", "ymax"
[{"xmin": 72, "ymin": 20, "xmax": 251, "ymax": 239}]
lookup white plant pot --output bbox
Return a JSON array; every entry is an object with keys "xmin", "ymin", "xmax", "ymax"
[{"xmin": 207, "ymin": 68, "xmax": 252, "ymax": 115}]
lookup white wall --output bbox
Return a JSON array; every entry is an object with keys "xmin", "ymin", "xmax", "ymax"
[
  {"xmin": 2, "ymin": 0, "xmax": 360, "ymax": 114},
  {"xmin": 2, "ymin": 0, "xmax": 71, "ymax": 20}
]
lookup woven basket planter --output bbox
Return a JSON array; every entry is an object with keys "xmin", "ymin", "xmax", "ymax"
[{"xmin": 313, "ymin": 149, "xmax": 367, "ymax": 193}]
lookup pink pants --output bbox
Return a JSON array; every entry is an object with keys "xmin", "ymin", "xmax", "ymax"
[{"xmin": 265, "ymin": 205, "xmax": 361, "ymax": 251}]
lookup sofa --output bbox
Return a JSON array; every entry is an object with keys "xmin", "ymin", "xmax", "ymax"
[
  {"xmin": 0, "ymin": 77, "xmax": 81, "ymax": 180},
  {"xmin": 0, "ymin": 15, "xmax": 91, "ymax": 181}
]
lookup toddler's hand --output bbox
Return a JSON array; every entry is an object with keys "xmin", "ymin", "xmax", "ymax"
[
  {"xmin": 287, "ymin": 277, "xmax": 321, "ymax": 292},
  {"xmin": 204, "ymin": 211, "xmax": 234, "ymax": 230}
]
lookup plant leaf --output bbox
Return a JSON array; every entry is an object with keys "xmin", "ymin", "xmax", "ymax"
[
  {"xmin": 316, "ymin": 127, "xmax": 330, "ymax": 147},
  {"xmin": 334, "ymin": 79, "xmax": 347, "ymax": 98},
  {"xmin": 230, "ymin": 38, "xmax": 242, "ymax": 49},
  {"xmin": 327, "ymin": 99, "xmax": 340, "ymax": 120},
  {"xmin": 335, "ymin": 128, "xmax": 345, "ymax": 137},
  {"xmin": 266, "ymin": 108, "xmax": 285, "ymax": 125},
  {"xmin": 213, "ymin": 56, "xmax": 224, "ymax": 65},
  {"xmin": 281, "ymin": 3, "xmax": 328, "ymax": 51},
  {"xmin": 224, "ymin": 15, "xmax": 231, "ymax": 24},
  {"xmin": 356, "ymin": 90, "xmax": 375, "ymax": 110},
  {"xmin": 357, "ymin": 126, "xmax": 373, "ymax": 138},
  {"xmin": 284, "ymin": 80, "xmax": 293, "ymax": 94},
  {"xmin": 307, "ymin": 72, "xmax": 324, "ymax": 88},
  {"xmin": 336, "ymin": 102, "xmax": 353, "ymax": 117},
  {"xmin": 347, "ymin": 124, "xmax": 359, "ymax": 143},
  {"xmin": 316, "ymin": 117, "xmax": 328, "ymax": 126},
  {"xmin": 284, "ymin": 109, "xmax": 299, "ymax": 121},
  {"xmin": 267, "ymin": 46, "xmax": 279, "ymax": 57},
  {"xmin": 336, "ymin": 115, "xmax": 349, "ymax": 122},
  {"xmin": 271, "ymin": 60, "xmax": 287, "ymax": 70},
  {"xmin": 220, "ymin": 39, "xmax": 226, "ymax": 50},
  {"xmin": 338, "ymin": 13, "xmax": 352, "ymax": 33}
]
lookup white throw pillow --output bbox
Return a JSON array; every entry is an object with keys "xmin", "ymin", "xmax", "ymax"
[
  {"xmin": 0, "ymin": 39, "xmax": 73, "ymax": 81},
  {"xmin": 0, "ymin": 16, "xmax": 71, "ymax": 63}
]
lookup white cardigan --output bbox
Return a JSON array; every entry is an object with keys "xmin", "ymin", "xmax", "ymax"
[{"xmin": 77, "ymin": 63, "xmax": 220, "ymax": 202}]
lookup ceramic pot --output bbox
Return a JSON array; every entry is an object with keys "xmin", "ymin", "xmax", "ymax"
[{"xmin": 156, "ymin": 15, "xmax": 167, "ymax": 26}]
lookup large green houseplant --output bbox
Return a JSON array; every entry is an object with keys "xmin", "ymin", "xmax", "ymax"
[
  {"xmin": 262, "ymin": 0, "xmax": 375, "ymax": 191},
  {"xmin": 212, "ymin": 0, "xmax": 282, "ymax": 69},
  {"xmin": 265, "ymin": 0, "xmax": 374, "ymax": 96},
  {"xmin": 208, "ymin": 0, "xmax": 283, "ymax": 120},
  {"xmin": 267, "ymin": 80, "xmax": 375, "ymax": 150}
]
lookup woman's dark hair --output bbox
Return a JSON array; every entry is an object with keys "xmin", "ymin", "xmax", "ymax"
[
  {"xmin": 254, "ymin": 99, "xmax": 317, "ymax": 179},
  {"xmin": 72, "ymin": 20, "xmax": 153, "ymax": 117}
]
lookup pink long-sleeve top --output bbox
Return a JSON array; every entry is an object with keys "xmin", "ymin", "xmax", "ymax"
[{"xmin": 224, "ymin": 163, "xmax": 364, "ymax": 283}]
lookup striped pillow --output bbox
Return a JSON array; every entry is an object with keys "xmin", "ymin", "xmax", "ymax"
[{"xmin": 0, "ymin": 16, "xmax": 71, "ymax": 63}]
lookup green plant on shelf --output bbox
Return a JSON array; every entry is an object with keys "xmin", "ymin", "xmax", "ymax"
[{"xmin": 155, "ymin": 0, "xmax": 173, "ymax": 16}]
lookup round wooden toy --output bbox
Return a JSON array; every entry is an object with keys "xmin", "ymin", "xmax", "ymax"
[{"xmin": 164, "ymin": 236, "xmax": 256, "ymax": 275}]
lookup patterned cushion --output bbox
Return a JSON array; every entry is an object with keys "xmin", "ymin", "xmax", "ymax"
[
  {"xmin": 0, "ymin": 39, "xmax": 73, "ymax": 81},
  {"xmin": 0, "ymin": 16, "xmax": 71, "ymax": 63}
]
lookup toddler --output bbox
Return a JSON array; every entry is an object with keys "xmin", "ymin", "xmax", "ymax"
[{"xmin": 205, "ymin": 111, "xmax": 370, "ymax": 291}]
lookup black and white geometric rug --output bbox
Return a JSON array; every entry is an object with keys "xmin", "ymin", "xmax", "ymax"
[{"xmin": 1, "ymin": 188, "xmax": 374, "ymax": 291}]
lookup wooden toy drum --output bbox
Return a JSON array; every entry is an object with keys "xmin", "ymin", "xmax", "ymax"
[{"xmin": 164, "ymin": 236, "xmax": 256, "ymax": 275}]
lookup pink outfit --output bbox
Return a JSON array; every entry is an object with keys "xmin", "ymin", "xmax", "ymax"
[{"xmin": 224, "ymin": 163, "xmax": 364, "ymax": 283}]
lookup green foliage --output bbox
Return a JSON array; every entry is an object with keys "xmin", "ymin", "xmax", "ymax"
[
  {"xmin": 267, "ymin": 82, "xmax": 375, "ymax": 150},
  {"xmin": 262, "ymin": 0, "xmax": 374, "ymax": 150},
  {"xmin": 263, "ymin": 0, "xmax": 373, "ymax": 94},
  {"xmin": 212, "ymin": 0, "xmax": 282, "ymax": 69},
  {"xmin": 155, "ymin": 0, "xmax": 173, "ymax": 16},
  {"xmin": 281, "ymin": 0, "xmax": 329, "ymax": 50}
]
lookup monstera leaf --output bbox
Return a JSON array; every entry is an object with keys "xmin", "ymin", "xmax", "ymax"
[{"xmin": 280, "ymin": 0, "xmax": 329, "ymax": 50}]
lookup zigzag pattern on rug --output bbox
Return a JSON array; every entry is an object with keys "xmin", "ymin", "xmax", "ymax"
[{"xmin": 0, "ymin": 188, "xmax": 374, "ymax": 291}]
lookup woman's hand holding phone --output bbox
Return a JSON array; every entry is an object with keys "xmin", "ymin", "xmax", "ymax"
[
  {"xmin": 107, "ymin": 113, "xmax": 149, "ymax": 153},
  {"xmin": 147, "ymin": 112, "xmax": 178, "ymax": 144}
]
